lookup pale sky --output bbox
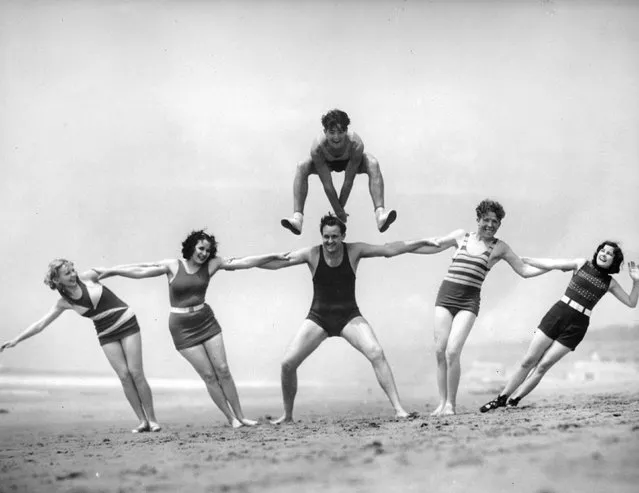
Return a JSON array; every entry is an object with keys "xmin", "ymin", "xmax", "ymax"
[{"xmin": 1, "ymin": 0, "xmax": 637, "ymax": 385}]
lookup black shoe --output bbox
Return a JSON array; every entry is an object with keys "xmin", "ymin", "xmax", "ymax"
[
  {"xmin": 506, "ymin": 397, "xmax": 520, "ymax": 407},
  {"xmin": 479, "ymin": 395, "xmax": 507, "ymax": 413}
]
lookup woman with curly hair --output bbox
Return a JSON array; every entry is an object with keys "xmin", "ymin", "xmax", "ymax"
[
  {"xmin": 412, "ymin": 199, "xmax": 549, "ymax": 416},
  {"xmin": 0, "ymin": 259, "xmax": 161, "ymax": 433},
  {"xmin": 480, "ymin": 241, "xmax": 639, "ymax": 412},
  {"xmin": 99, "ymin": 230, "xmax": 289, "ymax": 428}
]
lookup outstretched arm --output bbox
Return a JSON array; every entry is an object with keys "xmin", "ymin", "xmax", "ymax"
[
  {"xmin": 0, "ymin": 302, "xmax": 67, "ymax": 352},
  {"xmin": 216, "ymin": 252, "xmax": 291, "ymax": 272},
  {"xmin": 608, "ymin": 261, "xmax": 639, "ymax": 307},
  {"xmin": 521, "ymin": 257, "xmax": 584, "ymax": 272},
  {"xmin": 97, "ymin": 261, "xmax": 171, "ymax": 280},
  {"xmin": 259, "ymin": 248, "xmax": 311, "ymax": 270},
  {"xmin": 356, "ymin": 237, "xmax": 441, "ymax": 259},
  {"xmin": 500, "ymin": 244, "xmax": 552, "ymax": 278},
  {"xmin": 411, "ymin": 229, "xmax": 463, "ymax": 255}
]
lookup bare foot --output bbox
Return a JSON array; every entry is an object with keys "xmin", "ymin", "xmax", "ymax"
[
  {"xmin": 270, "ymin": 415, "xmax": 294, "ymax": 425},
  {"xmin": 440, "ymin": 403, "xmax": 456, "ymax": 416},
  {"xmin": 240, "ymin": 418, "xmax": 258, "ymax": 426},
  {"xmin": 132, "ymin": 421, "xmax": 150, "ymax": 434},
  {"xmin": 230, "ymin": 418, "xmax": 244, "ymax": 429},
  {"xmin": 394, "ymin": 408, "xmax": 419, "ymax": 419},
  {"xmin": 148, "ymin": 421, "xmax": 162, "ymax": 432},
  {"xmin": 430, "ymin": 404, "xmax": 444, "ymax": 416}
]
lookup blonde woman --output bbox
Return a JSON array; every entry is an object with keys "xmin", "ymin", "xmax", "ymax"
[{"xmin": 0, "ymin": 259, "xmax": 160, "ymax": 433}]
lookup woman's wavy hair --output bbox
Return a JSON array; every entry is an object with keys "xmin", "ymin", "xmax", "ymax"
[
  {"xmin": 44, "ymin": 258, "xmax": 74, "ymax": 290},
  {"xmin": 591, "ymin": 241, "xmax": 624, "ymax": 274},
  {"xmin": 181, "ymin": 230, "xmax": 218, "ymax": 260}
]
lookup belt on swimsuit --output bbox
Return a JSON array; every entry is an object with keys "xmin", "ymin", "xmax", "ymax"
[
  {"xmin": 560, "ymin": 295, "xmax": 592, "ymax": 317},
  {"xmin": 170, "ymin": 303, "xmax": 205, "ymax": 314}
]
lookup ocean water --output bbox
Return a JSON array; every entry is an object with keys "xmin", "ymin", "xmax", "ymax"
[{"xmin": 1, "ymin": 332, "xmax": 637, "ymax": 407}]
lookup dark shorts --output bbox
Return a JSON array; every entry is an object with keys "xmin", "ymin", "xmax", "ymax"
[
  {"xmin": 310, "ymin": 156, "xmax": 368, "ymax": 174},
  {"xmin": 326, "ymin": 159, "xmax": 349, "ymax": 173},
  {"xmin": 169, "ymin": 304, "xmax": 222, "ymax": 351},
  {"xmin": 307, "ymin": 306, "xmax": 362, "ymax": 337},
  {"xmin": 97, "ymin": 315, "xmax": 141, "ymax": 346},
  {"xmin": 435, "ymin": 280, "xmax": 481, "ymax": 316},
  {"xmin": 538, "ymin": 301, "xmax": 589, "ymax": 351}
]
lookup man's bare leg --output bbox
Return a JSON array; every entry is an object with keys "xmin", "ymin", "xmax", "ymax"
[
  {"xmin": 430, "ymin": 307, "xmax": 454, "ymax": 416},
  {"xmin": 440, "ymin": 311, "xmax": 476, "ymax": 416},
  {"xmin": 341, "ymin": 317, "xmax": 410, "ymax": 418},
  {"xmin": 271, "ymin": 320, "xmax": 326, "ymax": 424},
  {"xmin": 281, "ymin": 159, "xmax": 314, "ymax": 235},
  {"xmin": 361, "ymin": 153, "xmax": 396, "ymax": 232}
]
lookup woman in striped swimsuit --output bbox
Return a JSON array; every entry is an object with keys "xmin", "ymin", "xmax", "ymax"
[
  {"xmin": 480, "ymin": 241, "xmax": 639, "ymax": 412},
  {"xmin": 413, "ymin": 199, "xmax": 548, "ymax": 416},
  {"xmin": 99, "ymin": 230, "xmax": 289, "ymax": 428},
  {"xmin": 0, "ymin": 259, "xmax": 160, "ymax": 433}
]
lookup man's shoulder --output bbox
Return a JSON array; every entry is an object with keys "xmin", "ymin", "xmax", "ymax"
[
  {"xmin": 311, "ymin": 132, "xmax": 327, "ymax": 149},
  {"xmin": 348, "ymin": 131, "xmax": 363, "ymax": 146},
  {"xmin": 490, "ymin": 239, "xmax": 513, "ymax": 259},
  {"xmin": 295, "ymin": 245, "xmax": 319, "ymax": 259},
  {"xmin": 344, "ymin": 241, "xmax": 368, "ymax": 255}
]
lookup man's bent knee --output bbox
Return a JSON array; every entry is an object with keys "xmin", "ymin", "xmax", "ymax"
[
  {"xmin": 296, "ymin": 159, "xmax": 314, "ymax": 176},
  {"xmin": 365, "ymin": 345, "xmax": 385, "ymax": 363},
  {"xmin": 281, "ymin": 359, "xmax": 300, "ymax": 374},
  {"xmin": 363, "ymin": 155, "xmax": 381, "ymax": 176}
]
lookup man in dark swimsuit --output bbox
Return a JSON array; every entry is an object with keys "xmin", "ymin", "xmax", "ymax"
[
  {"xmin": 281, "ymin": 109, "xmax": 397, "ymax": 235},
  {"xmin": 262, "ymin": 214, "xmax": 438, "ymax": 423}
]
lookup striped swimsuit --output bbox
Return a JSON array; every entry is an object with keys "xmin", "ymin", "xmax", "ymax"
[
  {"xmin": 435, "ymin": 233, "xmax": 497, "ymax": 316},
  {"xmin": 60, "ymin": 280, "xmax": 140, "ymax": 346}
]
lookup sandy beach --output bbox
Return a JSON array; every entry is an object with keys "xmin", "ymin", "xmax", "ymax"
[
  {"xmin": 1, "ymin": 378, "xmax": 638, "ymax": 493},
  {"xmin": 2, "ymin": 2, "xmax": 639, "ymax": 492}
]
